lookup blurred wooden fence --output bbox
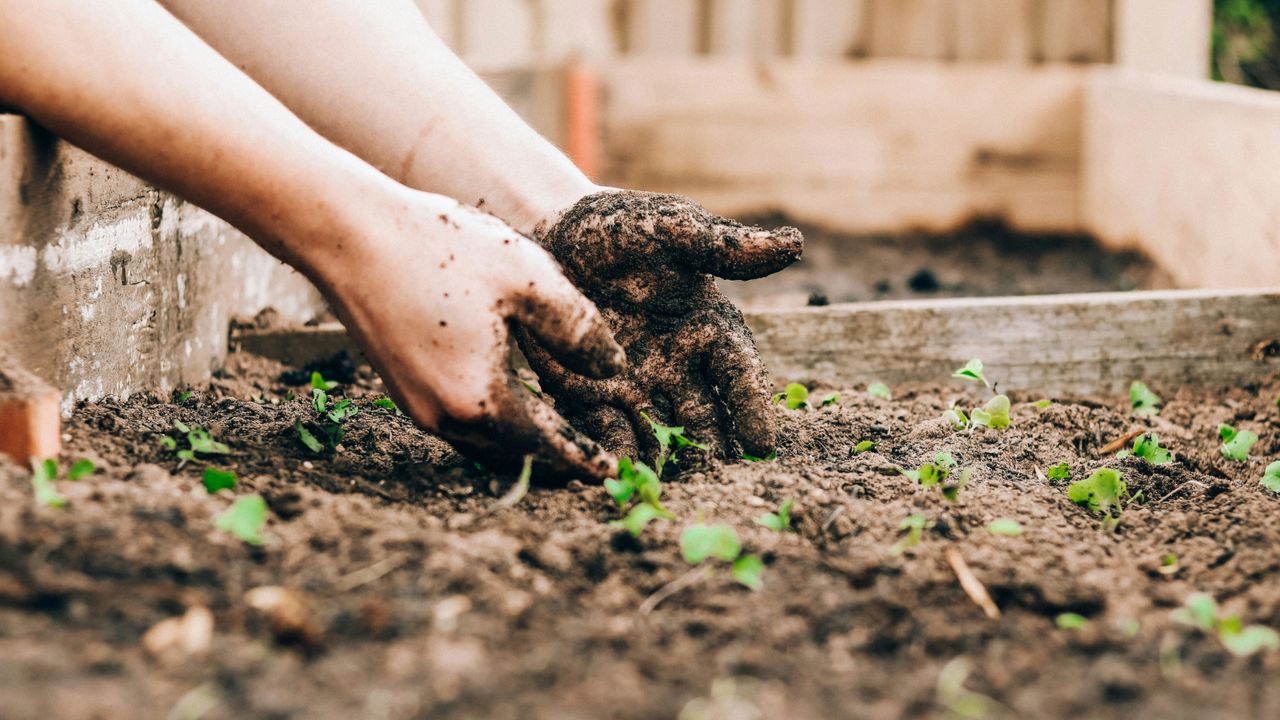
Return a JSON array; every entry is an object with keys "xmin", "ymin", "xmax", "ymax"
[{"xmin": 416, "ymin": 0, "xmax": 1114, "ymax": 70}]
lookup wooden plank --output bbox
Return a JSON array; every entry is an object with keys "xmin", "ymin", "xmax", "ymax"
[
  {"xmin": 706, "ymin": 0, "xmax": 785, "ymax": 56},
  {"xmin": 536, "ymin": 0, "xmax": 616, "ymax": 60},
  {"xmin": 457, "ymin": 0, "xmax": 537, "ymax": 71},
  {"xmin": 791, "ymin": 0, "xmax": 869, "ymax": 59},
  {"xmin": 232, "ymin": 288, "xmax": 1280, "ymax": 396},
  {"xmin": 867, "ymin": 0, "xmax": 953, "ymax": 59},
  {"xmin": 954, "ymin": 0, "xmax": 1033, "ymax": 62},
  {"xmin": 598, "ymin": 59, "xmax": 1085, "ymax": 233},
  {"xmin": 1114, "ymin": 0, "xmax": 1212, "ymax": 79},
  {"xmin": 1036, "ymin": 0, "xmax": 1110, "ymax": 63},
  {"xmin": 1082, "ymin": 70, "xmax": 1280, "ymax": 290},
  {"xmin": 624, "ymin": 0, "xmax": 698, "ymax": 55}
]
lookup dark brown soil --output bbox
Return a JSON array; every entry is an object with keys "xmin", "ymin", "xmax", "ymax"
[
  {"xmin": 4, "ymin": 352, "xmax": 1280, "ymax": 720},
  {"xmin": 721, "ymin": 218, "xmax": 1174, "ymax": 310}
]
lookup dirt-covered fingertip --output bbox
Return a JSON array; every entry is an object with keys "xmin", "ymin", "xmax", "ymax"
[
  {"xmin": 510, "ymin": 279, "xmax": 627, "ymax": 380},
  {"xmin": 703, "ymin": 222, "xmax": 804, "ymax": 280}
]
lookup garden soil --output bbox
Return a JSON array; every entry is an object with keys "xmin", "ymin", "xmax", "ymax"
[
  {"xmin": 721, "ymin": 219, "xmax": 1173, "ymax": 309},
  {"xmin": 3, "ymin": 351, "xmax": 1280, "ymax": 720}
]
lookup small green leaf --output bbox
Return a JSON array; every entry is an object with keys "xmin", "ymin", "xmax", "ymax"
[
  {"xmin": 374, "ymin": 397, "xmax": 402, "ymax": 415},
  {"xmin": 312, "ymin": 388, "xmax": 328, "ymax": 413},
  {"xmin": 890, "ymin": 514, "xmax": 930, "ymax": 555},
  {"xmin": 783, "ymin": 383, "xmax": 809, "ymax": 410},
  {"xmin": 935, "ymin": 452, "xmax": 957, "ymax": 468},
  {"xmin": 310, "ymin": 371, "xmax": 338, "ymax": 391},
  {"xmin": 741, "ymin": 451, "xmax": 777, "ymax": 463},
  {"xmin": 177, "ymin": 390, "xmax": 193, "ymax": 404},
  {"xmin": 296, "ymin": 421, "xmax": 324, "ymax": 453},
  {"xmin": 604, "ymin": 477, "xmax": 635, "ymax": 507},
  {"xmin": 941, "ymin": 467, "xmax": 972, "ymax": 502},
  {"xmin": 867, "ymin": 382, "xmax": 892, "ymax": 400},
  {"xmin": 67, "ymin": 458, "xmax": 96, "ymax": 481},
  {"xmin": 986, "ymin": 518, "xmax": 1023, "ymax": 536},
  {"xmin": 215, "ymin": 495, "xmax": 268, "ymax": 545},
  {"xmin": 1159, "ymin": 553, "xmax": 1179, "ymax": 575},
  {"xmin": 819, "ymin": 392, "xmax": 840, "ymax": 407},
  {"xmin": 202, "ymin": 467, "xmax": 237, "ymax": 493},
  {"xmin": 521, "ymin": 380, "xmax": 541, "ymax": 396},
  {"xmin": 1262, "ymin": 461, "xmax": 1280, "ymax": 493},
  {"xmin": 159, "ymin": 436, "xmax": 178, "ymax": 451},
  {"xmin": 1130, "ymin": 381, "xmax": 1162, "ymax": 417},
  {"xmin": 1033, "ymin": 398, "xmax": 1053, "ymax": 409},
  {"xmin": 952, "ymin": 359, "xmax": 989, "ymax": 388},
  {"xmin": 1067, "ymin": 468, "xmax": 1127, "ymax": 515},
  {"xmin": 1220, "ymin": 624, "xmax": 1280, "ymax": 657},
  {"xmin": 1172, "ymin": 593, "xmax": 1218, "ymax": 631},
  {"xmin": 1046, "ymin": 463, "xmax": 1071, "ymax": 482},
  {"xmin": 1056, "ymin": 612, "xmax": 1088, "ymax": 630},
  {"xmin": 970, "ymin": 394, "xmax": 1011, "ymax": 430},
  {"xmin": 1219, "ymin": 425, "xmax": 1258, "ymax": 462},
  {"xmin": 31, "ymin": 459, "xmax": 65, "ymax": 508},
  {"xmin": 1128, "ymin": 433, "xmax": 1173, "ymax": 465},
  {"xmin": 187, "ymin": 427, "xmax": 231, "ymax": 455},
  {"xmin": 854, "ymin": 440, "xmax": 876, "ymax": 454},
  {"xmin": 173, "ymin": 419, "xmax": 191, "ymax": 433},
  {"xmin": 177, "ymin": 450, "xmax": 196, "ymax": 461},
  {"xmin": 731, "ymin": 554, "xmax": 764, "ymax": 590},
  {"xmin": 611, "ymin": 503, "xmax": 662, "ymax": 537},
  {"xmin": 755, "ymin": 498, "xmax": 794, "ymax": 533},
  {"xmin": 942, "ymin": 407, "xmax": 969, "ymax": 430},
  {"xmin": 680, "ymin": 524, "xmax": 741, "ymax": 565}
]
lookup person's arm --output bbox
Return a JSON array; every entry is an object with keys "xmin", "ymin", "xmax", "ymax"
[
  {"xmin": 0, "ymin": 0, "xmax": 625, "ymax": 479},
  {"xmin": 157, "ymin": 0, "xmax": 591, "ymax": 236}
]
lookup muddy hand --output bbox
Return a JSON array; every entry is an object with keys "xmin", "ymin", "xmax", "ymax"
[
  {"xmin": 520, "ymin": 190, "xmax": 803, "ymax": 464},
  {"xmin": 317, "ymin": 190, "xmax": 626, "ymax": 481}
]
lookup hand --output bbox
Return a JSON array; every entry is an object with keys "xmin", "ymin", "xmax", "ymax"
[
  {"xmin": 313, "ymin": 189, "xmax": 626, "ymax": 481},
  {"xmin": 520, "ymin": 190, "xmax": 802, "ymax": 464}
]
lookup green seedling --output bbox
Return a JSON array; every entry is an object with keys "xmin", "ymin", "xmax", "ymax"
[
  {"xmin": 30, "ymin": 458, "xmax": 96, "ymax": 509},
  {"xmin": 1056, "ymin": 613, "xmax": 1088, "ymax": 630},
  {"xmin": 679, "ymin": 523, "xmax": 763, "ymax": 590},
  {"xmin": 952, "ymin": 359, "xmax": 990, "ymax": 388},
  {"xmin": 612, "ymin": 503, "xmax": 662, "ymax": 538},
  {"xmin": 1218, "ymin": 424, "xmax": 1258, "ymax": 462},
  {"xmin": 854, "ymin": 440, "xmax": 876, "ymax": 454},
  {"xmin": 297, "ymin": 387, "xmax": 359, "ymax": 452},
  {"xmin": 1046, "ymin": 463, "xmax": 1071, "ymax": 483},
  {"xmin": 177, "ymin": 390, "xmax": 193, "ymax": 404},
  {"xmin": 1067, "ymin": 468, "xmax": 1129, "ymax": 517},
  {"xmin": 1033, "ymin": 399, "xmax": 1053, "ymax": 409},
  {"xmin": 373, "ymin": 397, "xmax": 403, "ymax": 416},
  {"xmin": 741, "ymin": 451, "xmax": 777, "ymax": 463},
  {"xmin": 901, "ymin": 453, "xmax": 971, "ymax": 501},
  {"xmin": 774, "ymin": 383, "xmax": 810, "ymax": 410},
  {"xmin": 1130, "ymin": 381, "xmax": 1162, "ymax": 417},
  {"xmin": 1159, "ymin": 553, "xmax": 1179, "ymax": 576},
  {"xmin": 310, "ymin": 371, "xmax": 338, "ymax": 391},
  {"xmin": 1262, "ymin": 461, "xmax": 1280, "ymax": 493},
  {"xmin": 868, "ymin": 382, "xmax": 892, "ymax": 400},
  {"xmin": 202, "ymin": 467, "xmax": 237, "ymax": 493},
  {"xmin": 970, "ymin": 394, "xmax": 1011, "ymax": 430},
  {"xmin": 642, "ymin": 412, "xmax": 708, "ymax": 475},
  {"xmin": 161, "ymin": 419, "xmax": 231, "ymax": 463},
  {"xmin": 1116, "ymin": 433, "xmax": 1173, "ymax": 465},
  {"xmin": 604, "ymin": 456, "xmax": 675, "ymax": 535},
  {"xmin": 935, "ymin": 657, "xmax": 1002, "ymax": 720},
  {"xmin": 1172, "ymin": 593, "xmax": 1280, "ymax": 657},
  {"xmin": 215, "ymin": 495, "xmax": 268, "ymax": 546},
  {"xmin": 755, "ymin": 498, "xmax": 794, "ymax": 532},
  {"xmin": 890, "ymin": 513, "xmax": 933, "ymax": 555},
  {"xmin": 67, "ymin": 458, "xmax": 96, "ymax": 481},
  {"xmin": 986, "ymin": 518, "xmax": 1023, "ymax": 537},
  {"xmin": 495, "ymin": 455, "xmax": 533, "ymax": 509},
  {"xmin": 819, "ymin": 392, "xmax": 840, "ymax": 407},
  {"xmin": 942, "ymin": 403, "xmax": 970, "ymax": 430}
]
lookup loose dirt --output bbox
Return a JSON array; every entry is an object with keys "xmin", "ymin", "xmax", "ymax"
[
  {"xmin": 3, "ymin": 352, "xmax": 1279, "ymax": 720},
  {"xmin": 721, "ymin": 218, "xmax": 1174, "ymax": 310}
]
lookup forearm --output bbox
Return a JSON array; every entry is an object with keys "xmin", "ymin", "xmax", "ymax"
[
  {"xmin": 0, "ymin": 0, "xmax": 395, "ymax": 281},
  {"xmin": 157, "ymin": 0, "xmax": 595, "ymax": 235}
]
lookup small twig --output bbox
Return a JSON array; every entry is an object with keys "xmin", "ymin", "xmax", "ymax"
[
  {"xmin": 944, "ymin": 548, "xmax": 1001, "ymax": 620},
  {"xmin": 639, "ymin": 566, "xmax": 713, "ymax": 615},
  {"xmin": 1099, "ymin": 429, "xmax": 1148, "ymax": 456},
  {"xmin": 495, "ymin": 455, "xmax": 533, "ymax": 509},
  {"xmin": 335, "ymin": 552, "xmax": 408, "ymax": 592},
  {"xmin": 1158, "ymin": 480, "xmax": 1209, "ymax": 504},
  {"xmin": 821, "ymin": 506, "xmax": 845, "ymax": 532}
]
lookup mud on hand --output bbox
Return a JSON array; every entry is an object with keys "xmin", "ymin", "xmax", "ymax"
[{"xmin": 519, "ymin": 190, "xmax": 803, "ymax": 466}]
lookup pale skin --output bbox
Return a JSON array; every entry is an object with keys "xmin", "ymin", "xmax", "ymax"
[{"xmin": 0, "ymin": 0, "xmax": 801, "ymax": 480}]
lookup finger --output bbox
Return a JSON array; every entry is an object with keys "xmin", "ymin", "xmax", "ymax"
[
  {"xmin": 670, "ymin": 382, "xmax": 727, "ymax": 460},
  {"xmin": 706, "ymin": 322, "xmax": 777, "ymax": 458},
  {"xmin": 650, "ymin": 199, "xmax": 803, "ymax": 280},
  {"xmin": 579, "ymin": 405, "xmax": 639, "ymax": 461},
  {"xmin": 437, "ymin": 376, "xmax": 618, "ymax": 483},
  {"xmin": 508, "ymin": 258, "xmax": 626, "ymax": 380}
]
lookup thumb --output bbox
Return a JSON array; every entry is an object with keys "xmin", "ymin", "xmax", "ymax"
[{"xmin": 508, "ymin": 256, "xmax": 625, "ymax": 379}]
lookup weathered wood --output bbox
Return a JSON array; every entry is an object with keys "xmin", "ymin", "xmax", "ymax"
[
  {"xmin": 790, "ymin": 0, "xmax": 868, "ymax": 59},
  {"xmin": 599, "ymin": 59, "xmax": 1084, "ymax": 233},
  {"xmin": 624, "ymin": 0, "xmax": 699, "ymax": 55},
  {"xmin": 1082, "ymin": 70, "xmax": 1280, "ymax": 290},
  {"xmin": 867, "ymin": 0, "xmax": 953, "ymax": 59},
  {"xmin": 536, "ymin": 0, "xmax": 616, "ymax": 60},
  {"xmin": 954, "ymin": 0, "xmax": 1033, "ymax": 62},
  {"xmin": 706, "ymin": 0, "xmax": 784, "ymax": 56},
  {"xmin": 1114, "ymin": 0, "xmax": 1212, "ymax": 79},
  {"xmin": 233, "ymin": 289, "xmax": 1280, "ymax": 397},
  {"xmin": 1035, "ymin": 0, "xmax": 1110, "ymax": 63},
  {"xmin": 457, "ymin": 0, "xmax": 537, "ymax": 71}
]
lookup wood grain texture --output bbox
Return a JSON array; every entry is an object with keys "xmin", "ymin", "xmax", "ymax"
[
  {"xmin": 867, "ymin": 0, "xmax": 953, "ymax": 59},
  {"xmin": 790, "ymin": 0, "xmax": 869, "ymax": 58},
  {"xmin": 624, "ymin": 0, "xmax": 699, "ymax": 55},
  {"xmin": 235, "ymin": 289, "xmax": 1280, "ymax": 397},
  {"xmin": 1036, "ymin": 0, "xmax": 1110, "ymax": 63},
  {"xmin": 954, "ymin": 0, "xmax": 1033, "ymax": 62}
]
